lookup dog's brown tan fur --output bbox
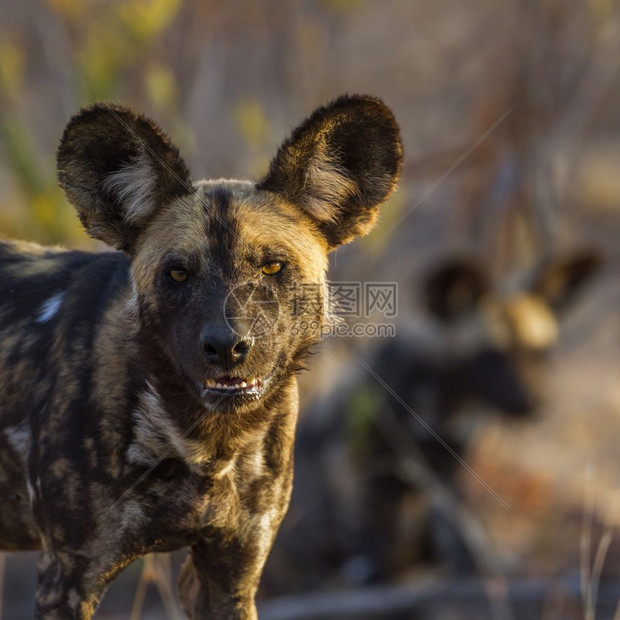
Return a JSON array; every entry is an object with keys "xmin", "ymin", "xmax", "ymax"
[{"xmin": 0, "ymin": 96, "xmax": 402, "ymax": 618}]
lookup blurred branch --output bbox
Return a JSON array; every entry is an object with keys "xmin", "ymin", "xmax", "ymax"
[
  {"xmin": 259, "ymin": 578, "xmax": 620, "ymax": 620},
  {"xmin": 130, "ymin": 554, "xmax": 183, "ymax": 620},
  {"xmin": 375, "ymin": 407, "xmax": 506, "ymax": 577}
]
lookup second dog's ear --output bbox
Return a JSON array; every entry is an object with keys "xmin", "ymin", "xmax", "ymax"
[
  {"xmin": 57, "ymin": 104, "xmax": 191, "ymax": 253},
  {"xmin": 532, "ymin": 249, "xmax": 602, "ymax": 312},
  {"xmin": 258, "ymin": 95, "xmax": 402, "ymax": 249},
  {"xmin": 424, "ymin": 258, "xmax": 489, "ymax": 321}
]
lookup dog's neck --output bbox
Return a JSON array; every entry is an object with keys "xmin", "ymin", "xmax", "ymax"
[{"xmin": 126, "ymin": 370, "xmax": 299, "ymax": 474}]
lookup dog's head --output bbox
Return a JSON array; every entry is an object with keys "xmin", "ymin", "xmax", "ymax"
[
  {"xmin": 423, "ymin": 251, "xmax": 600, "ymax": 415},
  {"xmin": 57, "ymin": 96, "xmax": 402, "ymax": 413}
]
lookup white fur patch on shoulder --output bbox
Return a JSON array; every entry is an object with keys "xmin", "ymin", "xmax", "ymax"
[
  {"xmin": 128, "ymin": 381, "xmax": 210, "ymax": 471},
  {"xmin": 101, "ymin": 151, "xmax": 157, "ymax": 224},
  {"xmin": 36, "ymin": 292, "xmax": 65, "ymax": 323},
  {"xmin": 5, "ymin": 422, "xmax": 30, "ymax": 462},
  {"xmin": 128, "ymin": 381, "xmax": 181, "ymax": 465}
]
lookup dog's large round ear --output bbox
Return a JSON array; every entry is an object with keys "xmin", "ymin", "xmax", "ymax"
[
  {"xmin": 531, "ymin": 248, "xmax": 602, "ymax": 312},
  {"xmin": 57, "ymin": 104, "xmax": 192, "ymax": 253},
  {"xmin": 257, "ymin": 95, "xmax": 402, "ymax": 250},
  {"xmin": 423, "ymin": 258, "xmax": 489, "ymax": 321}
]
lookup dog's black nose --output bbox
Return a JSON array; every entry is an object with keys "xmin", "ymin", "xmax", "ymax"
[{"xmin": 201, "ymin": 323, "xmax": 253, "ymax": 366}]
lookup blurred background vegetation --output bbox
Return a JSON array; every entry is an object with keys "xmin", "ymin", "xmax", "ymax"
[{"xmin": 0, "ymin": 0, "xmax": 619, "ymax": 618}]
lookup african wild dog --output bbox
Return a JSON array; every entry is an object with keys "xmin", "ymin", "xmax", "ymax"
[
  {"xmin": 268, "ymin": 251, "xmax": 599, "ymax": 591},
  {"xmin": 0, "ymin": 95, "xmax": 402, "ymax": 618}
]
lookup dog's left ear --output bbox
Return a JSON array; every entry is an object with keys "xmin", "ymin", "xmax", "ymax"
[
  {"xmin": 258, "ymin": 95, "xmax": 402, "ymax": 250},
  {"xmin": 532, "ymin": 249, "xmax": 602, "ymax": 312},
  {"xmin": 57, "ymin": 103, "xmax": 192, "ymax": 253},
  {"xmin": 423, "ymin": 258, "xmax": 489, "ymax": 321}
]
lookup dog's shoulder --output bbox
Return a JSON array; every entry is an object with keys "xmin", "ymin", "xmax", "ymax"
[{"xmin": 0, "ymin": 239, "xmax": 130, "ymax": 323}]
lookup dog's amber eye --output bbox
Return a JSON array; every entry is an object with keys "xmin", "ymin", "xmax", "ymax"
[
  {"xmin": 261, "ymin": 262, "xmax": 283, "ymax": 276},
  {"xmin": 169, "ymin": 268, "xmax": 188, "ymax": 283}
]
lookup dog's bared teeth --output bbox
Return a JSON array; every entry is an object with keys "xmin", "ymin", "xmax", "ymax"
[{"xmin": 204, "ymin": 377, "xmax": 265, "ymax": 392}]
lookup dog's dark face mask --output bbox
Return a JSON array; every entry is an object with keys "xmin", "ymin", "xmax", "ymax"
[{"xmin": 128, "ymin": 182, "xmax": 330, "ymax": 414}]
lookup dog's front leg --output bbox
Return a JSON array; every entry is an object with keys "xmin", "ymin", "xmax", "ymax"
[
  {"xmin": 35, "ymin": 548, "xmax": 130, "ymax": 619},
  {"xmin": 178, "ymin": 535, "xmax": 267, "ymax": 620}
]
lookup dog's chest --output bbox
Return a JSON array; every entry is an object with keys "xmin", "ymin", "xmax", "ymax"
[{"xmin": 119, "ymin": 446, "xmax": 273, "ymax": 551}]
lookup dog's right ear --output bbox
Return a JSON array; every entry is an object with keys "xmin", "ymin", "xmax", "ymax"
[
  {"xmin": 423, "ymin": 258, "xmax": 489, "ymax": 321},
  {"xmin": 531, "ymin": 248, "xmax": 602, "ymax": 312},
  {"xmin": 57, "ymin": 104, "xmax": 192, "ymax": 253}
]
